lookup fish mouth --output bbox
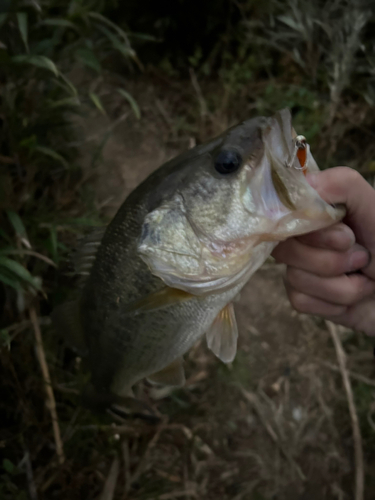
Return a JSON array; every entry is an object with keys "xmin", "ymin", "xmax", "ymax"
[
  {"xmin": 242, "ymin": 150, "xmax": 343, "ymax": 243},
  {"xmin": 240, "ymin": 109, "xmax": 345, "ymax": 240}
]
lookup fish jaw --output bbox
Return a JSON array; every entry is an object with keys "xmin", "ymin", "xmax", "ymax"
[{"xmin": 241, "ymin": 148, "xmax": 345, "ymax": 242}]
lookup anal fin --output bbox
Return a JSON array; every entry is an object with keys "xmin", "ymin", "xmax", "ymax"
[
  {"xmin": 147, "ymin": 357, "xmax": 185, "ymax": 387},
  {"xmin": 206, "ymin": 303, "xmax": 238, "ymax": 364}
]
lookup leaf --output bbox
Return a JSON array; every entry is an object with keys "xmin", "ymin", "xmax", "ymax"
[
  {"xmin": 129, "ymin": 33, "xmax": 159, "ymax": 42},
  {"xmin": 41, "ymin": 18, "xmax": 78, "ymax": 31},
  {"xmin": 0, "ymin": 14, "xmax": 8, "ymax": 28},
  {"xmin": 6, "ymin": 210, "xmax": 29, "ymax": 244},
  {"xmin": 49, "ymin": 226, "xmax": 58, "ymax": 263},
  {"xmin": 117, "ymin": 88, "xmax": 141, "ymax": 119},
  {"xmin": 0, "ymin": 256, "xmax": 41, "ymax": 290},
  {"xmin": 0, "ymin": 271, "xmax": 21, "ymax": 290},
  {"xmin": 12, "ymin": 55, "xmax": 59, "ymax": 76},
  {"xmin": 278, "ymin": 15, "xmax": 303, "ymax": 33},
  {"xmin": 0, "ymin": 330, "xmax": 11, "ymax": 350},
  {"xmin": 48, "ymin": 96, "xmax": 80, "ymax": 108},
  {"xmin": 75, "ymin": 48, "xmax": 101, "ymax": 73},
  {"xmin": 35, "ymin": 146, "xmax": 69, "ymax": 168},
  {"xmin": 16, "ymin": 13, "xmax": 28, "ymax": 52},
  {"xmin": 88, "ymin": 12, "xmax": 131, "ymax": 45},
  {"xmin": 97, "ymin": 25, "xmax": 135, "ymax": 59},
  {"xmin": 0, "ymin": 228, "xmax": 12, "ymax": 244},
  {"xmin": 89, "ymin": 92, "xmax": 106, "ymax": 115},
  {"xmin": 2, "ymin": 459, "xmax": 15, "ymax": 474},
  {"xmin": 58, "ymin": 73, "xmax": 78, "ymax": 96},
  {"xmin": 18, "ymin": 134, "xmax": 37, "ymax": 150}
]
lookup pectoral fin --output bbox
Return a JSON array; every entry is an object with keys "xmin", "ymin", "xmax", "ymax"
[
  {"xmin": 147, "ymin": 358, "xmax": 185, "ymax": 387},
  {"xmin": 127, "ymin": 287, "xmax": 195, "ymax": 314},
  {"xmin": 206, "ymin": 303, "xmax": 238, "ymax": 363}
]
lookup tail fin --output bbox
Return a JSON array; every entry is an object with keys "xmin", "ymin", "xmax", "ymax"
[{"xmin": 81, "ymin": 383, "xmax": 160, "ymax": 423}]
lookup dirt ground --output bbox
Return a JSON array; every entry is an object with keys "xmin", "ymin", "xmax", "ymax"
[{"xmin": 70, "ymin": 78, "xmax": 375, "ymax": 500}]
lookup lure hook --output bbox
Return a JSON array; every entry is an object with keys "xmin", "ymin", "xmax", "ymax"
[{"xmin": 285, "ymin": 135, "xmax": 308, "ymax": 172}]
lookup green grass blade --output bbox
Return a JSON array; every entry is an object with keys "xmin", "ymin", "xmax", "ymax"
[
  {"xmin": 35, "ymin": 146, "xmax": 69, "ymax": 168},
  {"xmin": 12, "ymin": 55, "xmax": 59, "ymax": 76},
  {"xmin": 6, "ymin": 210, "xmax": 28, "ymax": 241},
  {"xmin": 40, "ymin": 19, "xmax": 79, "ymax": 32},
  {"xmin": 58, "ymin": 73, "xmax": 78, "ymax": 96},
  {"xmin": 48, "ymin": 96, "xmax": 80, "ymax": 108},
  {"xmin": 96, "ymin": 25, "xmax": 136, "ymax": 59},
  {"xmin": 50, "ymin": 226, "xmax": 58, "ymax": 263},
  {"xmin": 0, "ymin": 14, "xmax": 8, "ymax": 28},
  {"xmin": 0, "ymin": 228, "xmax": 12, "ymax": 244},
  {"xmin": 87, "ymin": 12, "xmax": 131, "ymax": 45},
  {"xmin": 117, "ymin": 88, "xmax": 141, "ymax": 119},
  {"xmin": 16, "ymin": 12, "xmax": 28, "ymax": 52},
  {"xmin": 89, "ymin": 92, "xmax": 106, "ymax": 115},
  {"xmin": 0, "ymin": 256, "xmax": 41, "ymax": 290},
  {"xmin": 0, "ymin": 271, "xmax": 21, "ymax": 291},
  {"xmin": 76, "ymin": 48, "xmax": 101, "ymax": 73}
]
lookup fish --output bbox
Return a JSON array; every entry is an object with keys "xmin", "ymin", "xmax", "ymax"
[{"xmin": 52, "ymin": 108, "xmax": 344, "ymax": 413}]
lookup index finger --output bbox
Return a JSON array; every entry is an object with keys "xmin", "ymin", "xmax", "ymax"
[{"xmin": 296, "ymin": 222, "xmax": 355, "ymax": 251}]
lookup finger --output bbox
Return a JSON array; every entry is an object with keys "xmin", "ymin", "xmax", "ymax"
[
  {"xmin": 285, "ymin": 282, "xmax": 347, "ymax": 316},
  {"xmin": 327, "ymin": 296, "xmax": 375, "ymax": 337},
  {"xmin": 286, "ymin": 267, "xmax": 375, "ymax": 305},
  {"xmin": 307, "ymin": 167, "xmax": 375, "ymax": 278},
  {"xmin": 272, "ymin": 239, "xmax": 370, "ymax": 277},
  {"xmin": 296, "ymin": 222, "xmax": 355, "ymax": 251}
]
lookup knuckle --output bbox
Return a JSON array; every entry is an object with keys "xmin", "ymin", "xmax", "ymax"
[
  {"xmin": 342, "ymin": 275, "xmax": 375, "ymax": 305},
  {"xmin": 288, "ymin": 289, "xmax": 309, "ymax": 313},
  {"xmin": 286, "ymin": 267, "xmax": 303, "ymax": 288},
  {"xmin": 343, "ymin": 285, "xmax": 361, "ymax": 305},
  {"xmin": 340, "ymin": 166, "xmax": 362, "ymax": 185},
  {"xmin": 317, "ymin": 253, "xmax": 346, "ymax": 276}
]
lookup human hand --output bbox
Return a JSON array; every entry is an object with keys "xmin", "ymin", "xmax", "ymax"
[{"xmin": 272, "ymin": 167, "xmax": 375, "ymax": 336}]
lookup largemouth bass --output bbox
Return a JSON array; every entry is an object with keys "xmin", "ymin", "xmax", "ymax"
[{"xmin": 53, "ymin": 109, "xmax": 343, "ymax": 411}]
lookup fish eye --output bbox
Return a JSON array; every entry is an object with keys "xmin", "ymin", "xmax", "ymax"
[{"xmin": 214, "ymin": 150, "xmax": 242, "ymax": 175}]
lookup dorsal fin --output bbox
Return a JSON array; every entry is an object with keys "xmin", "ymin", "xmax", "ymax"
[{"xmin": 72, "ymin": 226, "xmax": 106, "ymax": 279}]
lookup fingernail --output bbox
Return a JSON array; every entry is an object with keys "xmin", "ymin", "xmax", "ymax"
[{"xmin": 349, "ymin": 249, "xmax": 370, "ymax": 271}]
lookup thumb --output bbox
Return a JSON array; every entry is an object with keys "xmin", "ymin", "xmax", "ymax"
[{"xmin": 307, "ymin": 167, "xmax": 375, "ymax": 279}]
